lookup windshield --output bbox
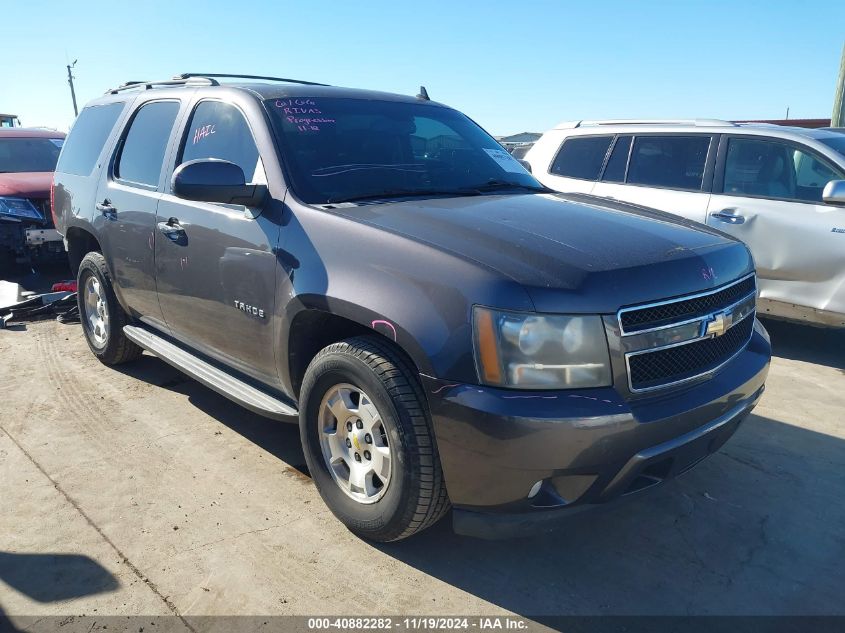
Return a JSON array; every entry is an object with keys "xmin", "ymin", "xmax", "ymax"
[
  {"xmin": 820, "ymin": 134, "xmax": 845, "ymax": 159},
  {"xmin": 0, "ymin": 138, "xmax": 63, "ymax": 173},
  {"xmin": 265, "ymin": 97, "xmax": 544, "ymax": 204}
]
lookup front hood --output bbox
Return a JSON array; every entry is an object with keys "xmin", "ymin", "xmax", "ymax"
[
  {"xmin": 0, "ymin": 172, "xmax": 52, "ymax": 199},
  {"xmin": 338, "ymin": 192, "xmax": 754, "ymax": 313}
]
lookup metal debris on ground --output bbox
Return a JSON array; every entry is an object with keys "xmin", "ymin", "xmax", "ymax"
[{"xmin": 0, "ymin": 290, "xmax": 79, "ymax": 328}]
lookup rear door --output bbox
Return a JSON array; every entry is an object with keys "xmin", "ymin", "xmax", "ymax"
[
  {"xmin": 541, "ymin": 134, "xmax": 613, "ymax": 194},
  {"xmin": 94, "ymin": 99, "xmax": 182, "ymax": 330},
  {"xmin": 591, "ymin": 133, "xmax": 716, "ymax": 223},
  {"xmin": 706, "ymin": 134, "xmax": 845, "ymax": 318},
  {"xmin": 154, "ymin": 99, "xmax": 281, "ymax": 383}
]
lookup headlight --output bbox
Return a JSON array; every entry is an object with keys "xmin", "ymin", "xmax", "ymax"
[
  {"xmin": 473, "ymin": 307, "xmax": 612, "ymax": 389},
  {"xmin": 0, "ymin": 197, "xmax": 44, "ymax": 221}
]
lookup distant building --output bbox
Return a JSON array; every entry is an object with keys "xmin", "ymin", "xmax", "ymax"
[
  {"xmin": 496, "ymin": 132, "xmax": 542, "ymax": 150},
  {"xmin": 0, "ymin": 114, "xmax": 21, "ymax": 128},
  {"xmin": 734, "ymin": 118, "xmax": 831, "ymax": 129}
]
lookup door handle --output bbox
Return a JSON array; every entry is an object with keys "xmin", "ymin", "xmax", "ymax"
[
  {"xmin": 156, "ymin": 217, "xmax": 186, "ymax": 241},
  {"xmin": 96, "ymin": 199, "xmax": 117, "ymax": 219},
  {"xmin": 711, "ymin": 209, "xmax": 745, "ymax": 225}
]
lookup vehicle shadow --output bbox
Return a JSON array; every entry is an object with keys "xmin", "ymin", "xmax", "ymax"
[
  {"xmin": 372, "ymin": 413, "xmax": 845, "ymax": 617},
  {"xmin": 114, "ymin": 355, "xmax": 308, "ymax": 473},
  {"xmin": 0, "ymin": 551, "xmax": 118, "ymax": 603},
  {"xmin": 761, "ymin": 317, "xmax": 845, "ymax": 372}
]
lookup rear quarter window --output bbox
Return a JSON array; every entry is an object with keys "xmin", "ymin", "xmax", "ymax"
[
  {"xmin": 549, "ymin": 136, "xmax": 613, "ymax": 180},
  {"xmin": 56, "ymin": 102, "xmax": 125, "ymax": 177}
]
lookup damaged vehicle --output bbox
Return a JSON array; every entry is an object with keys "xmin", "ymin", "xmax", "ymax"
[
  {"xmin": 53, "ymin": 75, "xmax": 770, "ymax": 541},
  {"xmin": 0, "ymin": 128, "xmax": 67, "ymax": 270},
  {"xmin": 525, "ymin": 120, "xmax": 845, "ymax": 327}
]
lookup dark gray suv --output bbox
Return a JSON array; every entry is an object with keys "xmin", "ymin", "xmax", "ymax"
[{"xmin": 52, "ymin": 74, "xmax": 771, "ymax": 541}]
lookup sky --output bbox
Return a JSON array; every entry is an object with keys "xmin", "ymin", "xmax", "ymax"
[{"xmin": 2, "ymin": 0, "xmax": 844, "ymax": 135}]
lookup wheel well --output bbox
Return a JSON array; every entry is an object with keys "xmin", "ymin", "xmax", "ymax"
[
  {"xmin": 66, "ymin": 227, "xmax": 101, "ymax": 276},
  {"xmin": 287, "ymin": 310, "xmax": 417, "ymax": 398}
]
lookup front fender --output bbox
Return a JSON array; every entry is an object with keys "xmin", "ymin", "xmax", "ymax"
[{"xmin": 275, "ymin": 202, "xmax": 534, "ymax": 393}]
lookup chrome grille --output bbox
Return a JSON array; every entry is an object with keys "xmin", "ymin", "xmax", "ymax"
[
  {"xmin": 620, "ymin": 275, "xmax": 756, "ymax": 334},
  {"xmin": 628, "ymin": 314, "xmax": 754, "ymax": 391},
  {"xmin": 619, "ymin": 273, "xmax": 757, "ymax": 392}
]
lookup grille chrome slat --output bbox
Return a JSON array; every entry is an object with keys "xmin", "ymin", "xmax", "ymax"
[
  {"xmin": 618, "ymin": 273, "xmax": 756, "ymax": 335},
  {"xmin": 627, "ymin": 314, "xmax": 754, "ymax": 392},
  {"xmin": 619, "ymin": 274, "xmax": 758, "ymax": 393}
]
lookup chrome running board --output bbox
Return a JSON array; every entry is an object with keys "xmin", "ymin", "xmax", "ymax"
[{"xmin": 123, "ymin": 325, "xmax": 298, "ymax": 420}]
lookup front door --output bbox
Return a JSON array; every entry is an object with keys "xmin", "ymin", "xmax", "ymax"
[
  {"xmin": 706, "ymin": 135, "xmax": 845, "ymax": 319},
  {"xmin": 155, "ymin": 99, "xmax": 281, "ymax": 383},
  {"xmin": 95, "ymin": 99, "xmax": 182, "ymax": 331}
]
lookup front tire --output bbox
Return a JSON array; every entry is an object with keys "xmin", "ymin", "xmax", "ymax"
[
  {"xmin": 299, "ymin": 336, "xmax": 450, "ymax": 542},
  {"xmin": 77, "ymin": 251, "xmax": 142, "ymax": 365}
]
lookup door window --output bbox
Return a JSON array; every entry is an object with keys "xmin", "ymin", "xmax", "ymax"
[
  {"xmin": 549, "ymin": 136, "xmax": 612, "ymax": 180},
  {"xmin": 179, "ymin": 101, "xmax": 264, "ymax": 183},
  {"xmin": 115, "ymin": 101, "xmax": 180, "ymax": 187},
  {"xmin": 722, "ymin": 137, "xmax": 845, "ymax": 203},
  {"xmin": 627, "ymin": 136, "xmax": 710, "ymax": 191}
]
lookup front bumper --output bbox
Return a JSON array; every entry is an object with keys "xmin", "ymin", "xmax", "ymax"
[{"xmin": 422, "ymin": 321, "xmax": 771, "ymax": 539}]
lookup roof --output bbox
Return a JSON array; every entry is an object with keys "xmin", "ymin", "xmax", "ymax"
[
  {"xmin": 99, "ymin": 74, "xmax": 444, "ymax": 107},
  {"xmin": 237, "ymin": 83, "xmax": 444, "ymax": 105},
  {"xmin": 0, "ymin": 128, "xmax": 65, "ymax": 139},
  {"xmin": 548, "ymin": 118, "xmax": 845, "ymax": 142}
]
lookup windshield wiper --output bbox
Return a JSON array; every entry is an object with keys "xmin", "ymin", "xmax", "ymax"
[
  {"xmin": 464, "ymin": 179, "xmax": 553, "ymax": 194},
  {"xmin": 326, "ymin": 188, "xmax": 482, "ymax": 205}
]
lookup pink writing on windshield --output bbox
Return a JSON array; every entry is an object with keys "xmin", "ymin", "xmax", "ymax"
[
  {"xmin": 276, "ymin": 99, "xmax": 336, "ymax": 131},
  {"xmin": 275, "ymin": 98, "xmax": 322, "ymax": 115},
  {"xmin": 193, "ymin": 124, "xmax": 216, "ymax": 144},
  {"xmin": 287, "ymin": 115, "xmax": 336, "ymax": 132}
]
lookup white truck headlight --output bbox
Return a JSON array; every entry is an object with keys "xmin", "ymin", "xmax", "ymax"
[{"xmin": 473, "ymin": 307, "xmax": 612, "ymax": 389}]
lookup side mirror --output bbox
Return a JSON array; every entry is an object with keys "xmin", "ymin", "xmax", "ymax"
[
  {"xmin": 822, "ymin": 179, "xmax": 845, "ymax": 205},
  {"xmin": 517, "ymin": 159, "xmax": 532, "ymax": 173},
  {"xmin": 172, "ymin": 159, "xmax": 267, "ymax": 207}
]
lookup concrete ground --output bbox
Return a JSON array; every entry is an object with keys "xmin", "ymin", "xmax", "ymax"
[{"xmin": 0, "ymin": 316, "xmax": 843, "ymax": 626}]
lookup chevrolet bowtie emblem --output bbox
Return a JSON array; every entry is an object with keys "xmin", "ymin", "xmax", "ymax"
[{"xmin": 704, "ymin": 311, "xmax": 728, "ymax": 338}]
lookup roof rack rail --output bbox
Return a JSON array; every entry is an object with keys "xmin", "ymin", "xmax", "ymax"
[
  {"xmin": 105, "ymin": 76, "xmax": 218, "ymax": 95},
  {"xmin": 174, "ymin": 73, "xmax": 330, "ymax": 87},
  {"xmin": 564, "ymin": 118, "xmax": 737, "ymax": 129}
]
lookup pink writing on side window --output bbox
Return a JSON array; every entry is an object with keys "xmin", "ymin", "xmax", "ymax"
[{"xmin": 193, "ymin": 124, "xmax": 216, "ymax": 144}]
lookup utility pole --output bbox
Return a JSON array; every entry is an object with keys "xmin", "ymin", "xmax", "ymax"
[
  {"xmin": 833, "ymin": 42, "xmax": 845, "ymax": 127},
  {"xmin": 66, "ymin": 59, "xmax": 78, "ymax": 117}
]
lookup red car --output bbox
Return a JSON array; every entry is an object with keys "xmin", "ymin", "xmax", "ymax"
[{"xmin": 0, "ymin": 127, "xmax": 67, "ymax": 269}]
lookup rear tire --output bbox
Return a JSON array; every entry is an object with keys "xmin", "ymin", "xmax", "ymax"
[
  {"xmin": 299, "ymin": 336, "xmax": 450, "ymax": 542},
  {"xmin": 77, "ymin": 251, "xmax": 143, "ymax": 365}
]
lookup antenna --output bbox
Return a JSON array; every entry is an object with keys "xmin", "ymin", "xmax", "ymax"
[{"xmin": 416, "ymin": 85, "xmax": 430, "ymax": 101}]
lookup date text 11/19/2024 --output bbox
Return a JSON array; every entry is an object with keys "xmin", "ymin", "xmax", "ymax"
[{"xmin": 306, "ymin": 617, "xmax": 530, "ymax": 630}]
